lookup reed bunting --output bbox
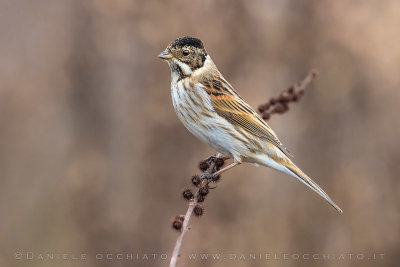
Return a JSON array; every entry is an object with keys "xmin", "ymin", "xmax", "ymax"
[{"xmin": 159, "ymin": 36, "xmax": 342, "ymax": 213}]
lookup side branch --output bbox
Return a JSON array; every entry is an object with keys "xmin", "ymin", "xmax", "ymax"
[{"xmin": 257, "ymin": 69, "xmax": 318, "ymax": 119}]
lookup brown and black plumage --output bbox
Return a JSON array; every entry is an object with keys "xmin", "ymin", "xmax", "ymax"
[{"xmin": 159, "ymin": 36, "xmax": 342, "ymax": 213}]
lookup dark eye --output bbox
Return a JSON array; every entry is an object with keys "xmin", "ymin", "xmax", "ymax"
[{"xmin": 182, "ymin": 50, "xmax": 190, "ymax": 56}]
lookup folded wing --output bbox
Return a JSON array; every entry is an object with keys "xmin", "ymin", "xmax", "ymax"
[{"xmin": 201, "ymin": 79, "xmax": 292, "ymax": 157}]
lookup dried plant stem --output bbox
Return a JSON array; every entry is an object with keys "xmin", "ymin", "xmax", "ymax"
[
  {"xmin": 170, "ymin": 156, "xmax": 225, "ymax": 267},
  {"xmin": 169, "ymin": 200, "xmax": 196, "ymax": 267},
  {"xmin": 169, "ymin": 70, "xmax": 318, "ymax": 267}
]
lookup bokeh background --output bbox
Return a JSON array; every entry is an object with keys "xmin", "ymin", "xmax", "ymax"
[{"xmin": 1, "ymin": 1, "xmax": 399, "ymax": 267}]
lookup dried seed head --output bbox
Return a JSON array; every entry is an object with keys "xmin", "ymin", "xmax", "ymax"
[
  {"xmin": 262, "ymin": 112, "xmax": 270, "ymax": 120},
  {"xmin": 292, "ymin": 94, "xmax": 299, "ymax": 102},
  {"xmin": 172, "ymin": 215, "xmax": 184, "ymax": 231},
  {"xmin": 269, "ymin": 98, "xmax": 277, "ymax": 105},
  {"xmin": 197, "ymin": 194, "xmax": 206, "ymax": 203},
  {"xmin": 191, "ymin": 175, "xmax": 201, "ymax": 187},
  {"xmin": 298, "ymin": 88, "xmax": 305, "ymax": 96},
  {"xmin": 199, "ymin": 185, "xmax": 209, "ymax": 196},
  {"xmin": 279, "ymin": 92, "xmax": 292, "ymax": 102},
  {"xmin": 172, "ymin": 220, "xmax": 182, "ymax": 231},
  {"xmin": 273, "ymin": 103, "xmax": 286, "ymax": 114},
  {"xmin": 287, "ymin": 86, "xmax": 295, "ymax": 94},
  {"xmin": 193, "ymin": 204, "xmax": 204, "ymax": 217},
  {"xmin": 211, "ymin": 173, "xmax": 221, "ymax": 182},
  {"xmin": 199, "ymin": 161, "xmax": 209, "ymax": 172},
  {"xmin": 215, "ymin": 158, "xmax": 225, "ymax": 168},
  {"xmin": 258, "ymin": 103, "xmax": 269, "ymax": 113},
  {"xmin": 182, "ymin": 188, "xmax": 194, "ymax": 200}
]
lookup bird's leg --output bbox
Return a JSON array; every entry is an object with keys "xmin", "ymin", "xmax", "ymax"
[
  {"xmin": 200, "ymin": 153, "xmax": 234, "ymax": 181},
  {"xmin": 213, "ymin": 161, "xmax": 240, "ymax": 176},
  {"xmin": 215, "ymin": 153, "xmax": 230, "ymax": 161},
  {"xmin": 203, "ymin": 153, "xmax": 230, "ymax": 163}
]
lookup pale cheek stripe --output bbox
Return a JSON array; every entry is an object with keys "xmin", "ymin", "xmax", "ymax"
[{"xmin": 173, "ymin": 58, "xmax": 192, "ymax": 76}]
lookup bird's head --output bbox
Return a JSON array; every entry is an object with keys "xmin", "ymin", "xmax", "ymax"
[{"xmin": 158, "ymin": 36, "xmax": 208, "ymax": 80}]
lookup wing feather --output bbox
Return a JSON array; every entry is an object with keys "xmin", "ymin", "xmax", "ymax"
[{"xmin": 203, "ymin": 80, "xmax": 292, "ymax": 157}]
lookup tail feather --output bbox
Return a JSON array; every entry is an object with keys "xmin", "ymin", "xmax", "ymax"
[
  {"xmin": 285, "ymin": 163, "xmax": 343, "ymax": 213},
  {"xmin": 256, "ymin": 153, "xmax": 343, "ymax": 213}
]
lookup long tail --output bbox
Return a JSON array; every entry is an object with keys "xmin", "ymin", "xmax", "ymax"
[{"xmin": 257, "ymin": 154, "xmax": 343, "ymax": 213}]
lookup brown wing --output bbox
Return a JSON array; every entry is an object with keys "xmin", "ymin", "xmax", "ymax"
[{"xmin": 203, "ymin": 80, "xmax": 292, "ymax": 157}]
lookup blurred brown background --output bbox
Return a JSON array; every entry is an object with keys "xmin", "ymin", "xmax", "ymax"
[{"xmin": 1, "ymin": 0, "xmax": 399, "ymax": 267}]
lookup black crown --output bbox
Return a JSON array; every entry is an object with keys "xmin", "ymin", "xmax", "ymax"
[{"xmin": 170, "ymin": 36, "xmax": 204, "ymax": 49}]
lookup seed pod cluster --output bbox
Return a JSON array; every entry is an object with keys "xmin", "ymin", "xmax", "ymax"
[
  {"xmin": 257, "ymin": 74, "xmax": 311, "ymax": 121},
  {"xmin": 172, "ymin": 156, "xmax": 225, "ymax": 230}
]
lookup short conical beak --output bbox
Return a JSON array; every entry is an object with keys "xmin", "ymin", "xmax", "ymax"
[{"xmin": 158, "ymin": 49, "xmax": 172, "ymax": 60}]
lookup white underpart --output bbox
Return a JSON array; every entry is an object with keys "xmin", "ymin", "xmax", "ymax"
[{"xmin": 170, "ymin": 58, "xmax": 249, "ymax": 162}]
